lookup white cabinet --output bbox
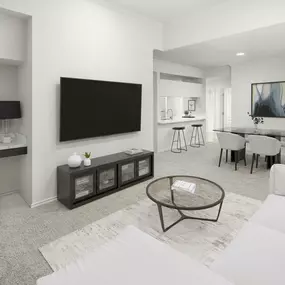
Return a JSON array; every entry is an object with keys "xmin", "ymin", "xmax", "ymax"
[
  {"xmin": 160, "ymin": 79, "xmax": 202, "ymax": 98},
  {"xmin": 187, "ymin": 82, "xmax": 203, "ymax": 98},
  {"xmin": 159, "ymin": 80, "xmax": 177, "ymax": 97}
]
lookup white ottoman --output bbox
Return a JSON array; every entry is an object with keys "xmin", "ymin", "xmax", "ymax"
[{"xmin": 37, "ymin": 226, "xmax": 232, "ymax": 285}]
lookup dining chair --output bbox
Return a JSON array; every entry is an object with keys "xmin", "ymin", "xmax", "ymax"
[
  {"xmin": 248, "ymin": 135, "xmax": 281, "ymax": 174},
  {"xmin": 216, "ymin": 132, "xmax": 246, "ymax": 171}
]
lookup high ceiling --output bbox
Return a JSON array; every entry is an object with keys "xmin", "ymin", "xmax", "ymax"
[
  {"xmin": 104, "ymin": 0, "xmax": 229, "ymax": 22},
  {"xmin": 154, "ymin": 22, "xmax": 285, "ymax": 68}
]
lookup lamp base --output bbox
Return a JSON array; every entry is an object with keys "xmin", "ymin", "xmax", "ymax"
[{"xmin": 2, "ymin": 136, "xmax": 12, "ymax": 144}]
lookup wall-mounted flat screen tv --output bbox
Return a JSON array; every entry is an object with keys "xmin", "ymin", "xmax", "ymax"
[
  {"xmin": 251, "ymin": 81, "xmax": 285, "ymax": 118},
  {"xmin": 60, "ymin": 77, "xmax": 142, "ymax": 142}
]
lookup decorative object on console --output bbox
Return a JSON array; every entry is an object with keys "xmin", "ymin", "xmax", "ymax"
[
  {"xmin": 248, "ymin": 112, "xmax": 264, "ymax": 131},
  {"xmin": 67, "ymin": 153, "xmax": 82, "ymax": 168},
  {"xmin": 124, "ymin": 148, "xmax": 143, "ymax": 155},
  {"xmin": 0, "ymin": 101, "xmax": 22, "ymax": 144},
  {"xmin": 83, "ymin": 152, "xmax": 91, "ymax": 167},
  {"xmin": 251, "ymin": 81, "xmax": 285, "ymax": 118},
  {"xmin": 188, "ymin": 99, "xmax": 196, "ymax": 112},
  {"xmin": 184, "ymin": 110, "xmax": 189, "ymax": 116}
]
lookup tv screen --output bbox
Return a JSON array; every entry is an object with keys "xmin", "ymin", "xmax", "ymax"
[
  {"xmin": 60, "ymin": 77, "xmax": 142, "ymax": 142},
  {"xmin": 251, "ymin": 81, "xmax": 285, "ymax": 118}
]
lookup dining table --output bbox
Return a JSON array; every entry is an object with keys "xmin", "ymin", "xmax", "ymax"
[{"xmin": 213, "ymin": 127, "xmax": 285, "ymax": 168}]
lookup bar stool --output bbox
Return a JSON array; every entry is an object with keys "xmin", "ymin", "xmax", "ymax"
[
  {"xmin": 171, "ymin": 127, "xmax": 187, "ymax": 153},
  {"xmin": 190, "ymin": 124, "xmax": 205, "ymax": 148}
]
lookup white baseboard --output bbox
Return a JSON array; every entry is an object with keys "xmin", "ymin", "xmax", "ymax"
[{"xmin": 30, "ymin": 196, "xmax": 57, "ymax": 208}]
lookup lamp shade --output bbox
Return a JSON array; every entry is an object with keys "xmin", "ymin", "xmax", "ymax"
[{"xmin": 0, "ymin": 101, "xmax": 22, "ymax": 119}]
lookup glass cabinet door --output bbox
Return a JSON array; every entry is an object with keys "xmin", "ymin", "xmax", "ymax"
[
  {"xmin": 138, "ymin": 158, "xmax": 151, "ymax": 177},
  {"xmin": 98, "ymin": 167, "xmax": 116, "ymax": 193},
  {"xmin": 121, "ymin": 162, "xmax": 135, "ymax": 184},
  {"xmin": 74, "ymin": 174, "xmax": 94, "ymax": 199}
]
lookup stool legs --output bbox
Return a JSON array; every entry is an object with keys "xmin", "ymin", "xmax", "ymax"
[
  {"xmin": 235, "ymin": 151, "xmax": 239, "ymax": 171},
  {"xmin": 218, "ymin": 149, "xmax": 223, "ymax": 167},
  {"xmin": 200, "ymin": 127, "xmax": 205, "ymax": 146},
  {"xmin": 171, "ymin": 129, "xmax": 187, "ymax": 153},
  {"xmin": 256, "ymin": 154, "xmax": 259, "ymax": 168},
  {"xmin": 250, "ymin": 153, "xmax": 255, "ymax": 174},
  {"xmin": 171, "ymin": 130, "xmax": 177, "ymax": 153},
  {"xmin": 190, "ymin": 126, "xmax": 205, "ymax": 148},
  {"xmin": 182, "ymin": 130, "xmax": 188, "ymax": 151}
]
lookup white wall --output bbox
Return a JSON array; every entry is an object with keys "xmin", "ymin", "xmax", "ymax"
[
  {"xmin": 0, "ymin": 0, "xmax": 162, "ymax": 205},
  {"xmin": 18, "ymin": 17, "xmax": 32, "ymax": 204},
  {"xmin": 0, "ymin": 64, "xmax": 22, "ymax": 133},
  {"xmin": 154, "ymin": 59, "xmax": 203, "ymax": 78},
  {"xmin": 164, "ymin": 0, "xmax": 285, "ymax": 50},
  {"xmin": 0, "ymin": 12, "xmax": 25, "ymax": 62},
  {"xmin": 231, "ymin": 57, "xmax": 285, "ymax": 129},
  {"xmin": 205, "ymin": 66, "xmax": 231, "ymax": 89},
  {"xmin": 0, "ymin": 64, "xmax": 21, "ymax": 195},
  {"xmin": 0, "ymin": 64, "xmax": 18, "ymax": 101}
]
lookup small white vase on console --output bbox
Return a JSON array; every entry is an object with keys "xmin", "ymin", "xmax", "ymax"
[
  {"xmin": 68, "ymin": 153, "xmax": 82, "ymax": 168},
  {"xmin": 84, "ymin": 158, "xmax": 91, "ymax": 167}
]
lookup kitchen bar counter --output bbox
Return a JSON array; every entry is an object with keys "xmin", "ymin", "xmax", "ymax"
[
  {"xmin": 158, "ymin": 116, "xmax": 206, "ymax": 125},
  {"xmin": 157, "ymin": 115, "xmax": 206, "ymax": 152}
]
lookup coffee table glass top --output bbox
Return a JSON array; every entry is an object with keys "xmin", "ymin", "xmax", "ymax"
[{"xmin": 146, "ymin": 176, "xmax": 225, "ymax": 210}]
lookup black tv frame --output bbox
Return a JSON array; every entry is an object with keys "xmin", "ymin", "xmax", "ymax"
[{"xmin": 59, "ymin": 77, "xmax": 142, "ymax": 142}]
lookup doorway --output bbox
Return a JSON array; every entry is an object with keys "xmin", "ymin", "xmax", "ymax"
[{"xmin": 206, "ymin": 88, "xmax": 232, "ymax": 142}]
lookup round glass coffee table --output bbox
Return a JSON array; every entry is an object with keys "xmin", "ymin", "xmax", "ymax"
[{"xmin": 146, "ymin": 176, "xmax": 225, "ymax": 232}]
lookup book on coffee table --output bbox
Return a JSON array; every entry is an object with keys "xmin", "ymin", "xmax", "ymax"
[
  {"xmin": 171, "ymin": 180, "xmax": 196, "ymax": 194},
  {"xmin": 124, "ymin": 148, "xmax": 143, "ymax": 155}
]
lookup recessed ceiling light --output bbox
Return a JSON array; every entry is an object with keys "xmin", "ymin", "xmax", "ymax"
[{"xmin": 236, "ymin": 52, "xmax": 245, "ymax": 56}]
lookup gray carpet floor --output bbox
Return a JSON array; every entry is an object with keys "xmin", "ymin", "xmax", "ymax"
[{"xmin": 0, "ymin": 143, "xmax": 272, "ymax": 285}]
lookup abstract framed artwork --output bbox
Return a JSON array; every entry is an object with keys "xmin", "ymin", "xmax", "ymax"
[
  {"xmin": 251, "ymin": 81, "xmax": 285, "ymax": 118},
  {"xmin": 188, "ymin": 100, "xmax": 196, "ymax": 112}
]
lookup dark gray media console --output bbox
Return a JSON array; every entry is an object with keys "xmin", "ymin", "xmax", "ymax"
[{"xmin": 57, "ymin": 150, "xmax": 154, "ymax": 209}]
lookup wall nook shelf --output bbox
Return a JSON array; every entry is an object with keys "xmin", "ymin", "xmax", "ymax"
[{"xmin": 0, "ymin": 133, "xmax": 27, "ymax": 158}]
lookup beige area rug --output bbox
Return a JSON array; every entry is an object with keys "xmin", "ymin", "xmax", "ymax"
[{"xmin": 40, "ymin": 192, "xmax": 261, "ymax": 271}]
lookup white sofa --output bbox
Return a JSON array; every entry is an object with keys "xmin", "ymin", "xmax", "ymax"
[
  {"xmin": 210, "ymin": 164, "xmax": 285, "ymax": 285},
  {"xmin": 37, "ymin": 164, "xmax": 285, "ymax": 285}
]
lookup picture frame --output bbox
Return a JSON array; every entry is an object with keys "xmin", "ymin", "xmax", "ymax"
[
  {"xmin": 188, "ymin": 100, "xmax": 196, "ymax": 111},
  {"xmin": 251, "ymin": 81, "xmax": 285, "ymax": 118}
]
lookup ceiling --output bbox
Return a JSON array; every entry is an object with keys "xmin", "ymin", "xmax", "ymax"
[
  {"xmin": 154, "ymin": 22, "xmax": 285, "ymax": 68},
  {"xmin": 104, "ymin": 0, "xmax": 229, "ymax": 22}
]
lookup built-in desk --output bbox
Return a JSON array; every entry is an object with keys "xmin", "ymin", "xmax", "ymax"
[
  {"xmin": 0, "ymin": 145, "xmax": 27, "ymax": 158},
  {"xmin": 0, "ymin": 133, "xmax": 27, "ymax": 158}
]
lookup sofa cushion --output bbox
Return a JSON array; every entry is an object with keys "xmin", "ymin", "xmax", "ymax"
[
  {"xmin": 210, "ymin": 222, "xmax": 285, "ymax": 285},
  {"xmin": 37, "ymin": 225, "xmax": 232, "ymax": 285},
  {"xmin": 270, "ymin": 164, "xmax": 285, "ymax": 195},
  {"xmin": 251, "ymin": 194, "xmax": 285, "ymax": 234}
]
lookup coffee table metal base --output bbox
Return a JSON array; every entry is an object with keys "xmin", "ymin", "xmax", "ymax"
[{"xmin": 157, "ymin": 202, "xmax": 224, "ymax": 232}]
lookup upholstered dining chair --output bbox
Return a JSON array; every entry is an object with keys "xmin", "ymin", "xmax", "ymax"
[
  {"xmin": 248, "ymin": 135, "xmax": 281, "ymax": 174},
  {"xmin": 216, "ymin": 132, "xmax": 246, "ymax": 171}
]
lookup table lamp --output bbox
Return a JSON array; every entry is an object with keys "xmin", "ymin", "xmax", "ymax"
[{"xmin": 0, "ymin": 101, "xmax": 22, "ymax": 144}]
